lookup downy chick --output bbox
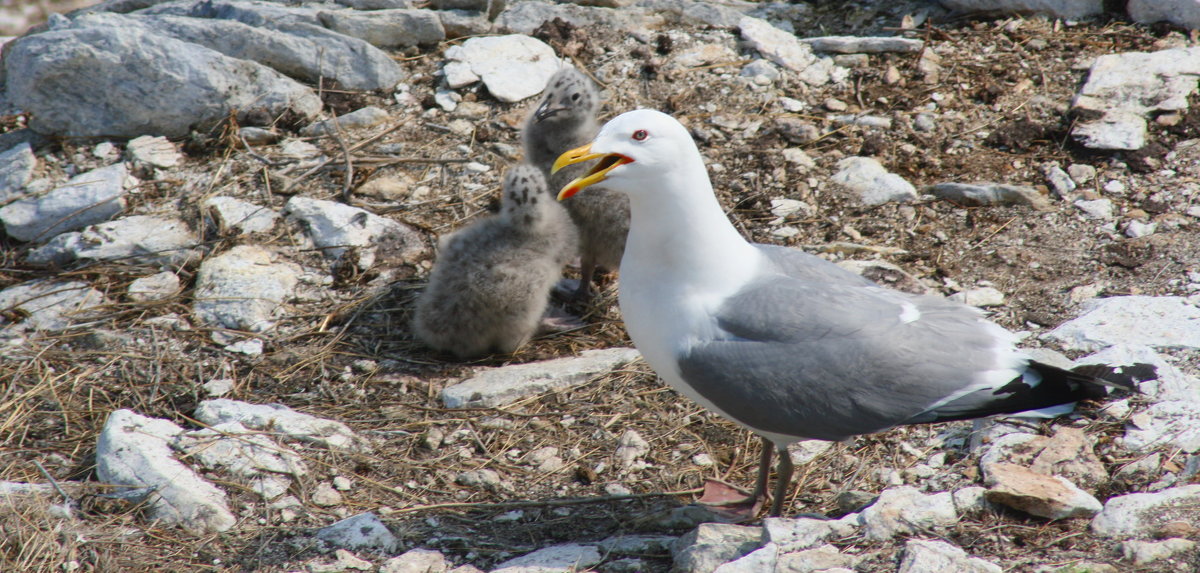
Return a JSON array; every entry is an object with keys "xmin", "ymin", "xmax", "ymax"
[
  {"xmin": 522, "ymin": 66, "xmax": 630, "ymax": 301},
  {"xmin": 413, "ymin": 164, "xmax": 579, "ymax": 358}
]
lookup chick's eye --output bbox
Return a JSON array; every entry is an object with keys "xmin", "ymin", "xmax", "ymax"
[{"xmin": 632, "ymin": 129, "xmax": 648, "ymax": 141}]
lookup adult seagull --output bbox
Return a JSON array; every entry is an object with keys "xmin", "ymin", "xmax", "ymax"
[{"xmin": 551, "ymin": 109, "xmax": 1153, "ymax": 517}]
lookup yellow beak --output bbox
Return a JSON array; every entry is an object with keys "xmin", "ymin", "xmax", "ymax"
[{"xmin": 551, "ymin": 143, "xmax": 632, "ymax": 200}]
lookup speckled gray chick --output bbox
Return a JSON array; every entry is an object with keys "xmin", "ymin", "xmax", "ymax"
[
  {"xmin": 522, "ymin": 67, "xmax": 630, "ymax": 300},
  {"xmin": 413, "ymin": 164, "xmax": 579, "ymax": 358}
]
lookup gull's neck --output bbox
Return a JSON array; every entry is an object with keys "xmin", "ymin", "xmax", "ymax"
[{"xmin": 621, "ymin": 154, "xmax": 762, "ymax": 294}]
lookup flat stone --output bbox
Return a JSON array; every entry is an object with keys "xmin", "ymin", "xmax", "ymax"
[
  {"xmin": 194, "ymin": 398, "xmax": 372, "ymax": 452},
  {"xmin": 1091, "ymin": 485, "xmax": 1200, "ymax": 538},
  {"xmin": 832, "ymin": 157, "xmax": 917, "ymax": 205},
  {"xmin": 1125, "ymin": 401, "xmax": 1200, "ymax": 453},
  {"xmin": 301, "ymin": 106, "xmax": 391, "ymax": 137},
  {"xmin": 27, "ymin": 215, "xmax": 200, "ymax": 268},
  {"xmin": 0, "ymin": 279, "xmax": 107, "ymax": 332},
  {"xmin": 671, "ymin": 523, "xmax": 763, "ymax": 573},
  {"xmin": 898, "ymin": 539, "xmax": 1002, "ymax": 573},
  {"xmin": 95, "ymin": 409, "xmax": 236, "ymax": 534},
  {"xmin": 712, "ymin": 542, "xmax": 777, "ymax": 573},
  {"xmin": 203, "ymin": 196, "xmax": 280, "ymax": 235},
  {"xmin": 858, "ymin": 486, "xmax": 958, "ymax": 540},
  {"xmin": 615, "ymin": 429, "xmax": 651, "ymax": 469},
  {"xmin": 284, "ymin": 196, "xmax": 427, "ymax": 271},
  {"xmin": 1121, "ymin": 538, "xmax": 1197, "ymax": 566},
  {"xmin": 128, "ymin": 272, "xmax": 182, "ymax": 302},
  {"xmin": 1042, "ymin": 296, "xmax": 1200, "ymax": 351},
  {"xmin": 0, "ymin": 142, "xmax": 37, "ymax": 203},
  {"xmin": 983, "ymin": 462, "xmax": 1102, "ymax": 520},
  {"xmin": 4, "ymin": 24, "xmax": 321, "ymax": 138},
  {"xmin": 443, "ymin": 35, "xmax": 562, "ymax": 102},
  {"xmin": 318, "ymin": 8, "xmax": 444, "ymax": 48},
  {"xmin": 762, "ymin": 515, "xmax": 860, "ymax": 552},
  {"xmin": 774, "ymin": 544, "xmax": 860, "ymax": 572},
  {"xmin": 0, "ymin": 163, "xmax": 127, "ymax": 243},
  {"xmin": 317, "ymin": 512, "xmax": 399, "ymax": 552},
  {"xmin": 926, "ymin": 182, "xmax": 1052, "ymax": 210},
  {"xmin": 126, "ymin": 135, "xmax": 181, "ymax": 169},
  {"xmin": 379, "ymin": 548, "xmax": 450, "ymax": 573},
  {"xmin": 192, "ymin": 245, "xmax": 300, "ymax": 334},
  {"xmin": 739, "ymin": 16, "xmax": 840, "ymax": 86},
  {"xmin": 441, "ymin": 347, "xmax": 641, "ymax": 408},
  {"xmin": 801, "ymin": 36, "xmax": 923, "ymax": 54},
  {"xmin": 1073, "ymin": 198, "xmax": 1115, "ymax": 220},
  {"xmin": 1072, "ymin": 48, "xmax": 1200, "ymax": 150},
  {"xmin": 491, "ymin": 543, "xmax": 602, "ymax": 572},
  {"xmin": 1044, "ymin": 164, "xmax": 1076, "ymax": 198},
  {"xmin": 174, "ymin": 421, "xmax": 307, "ymax": 500},
  {"xmin": 948, "ymin": 287, "xmax": 1006, "ymax": 308}
]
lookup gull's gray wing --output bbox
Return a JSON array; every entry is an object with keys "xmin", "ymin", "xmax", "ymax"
[
  {"xmin": 756, "ymin": 244, "xmax": 876, "ymax": 287},
  {"xmin": 676, "ymin": 274, "xmax": 1015, "ymax": 441}
]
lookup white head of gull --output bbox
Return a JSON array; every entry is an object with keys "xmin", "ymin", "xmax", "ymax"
[{"xmin": 552, "ymin": 109, "xmax": 1155, "ymax": 518}]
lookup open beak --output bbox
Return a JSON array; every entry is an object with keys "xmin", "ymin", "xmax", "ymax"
[{"xmin": 552, "ymin": 143, "xmax": 632, "ymax": 200}]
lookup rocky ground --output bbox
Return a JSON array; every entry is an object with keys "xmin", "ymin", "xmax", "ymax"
[{"xmin": 1, "ymin": 0, "xmax": 1200, "ymax": 572}]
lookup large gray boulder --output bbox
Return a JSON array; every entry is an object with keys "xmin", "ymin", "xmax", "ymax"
[
  {"xmin": 70, "ymin": 11, "xmax": 404, "ymax": 91},
  {"xmin": 4, "ymin": 25, "xmax": 322, "ymax": 138}
]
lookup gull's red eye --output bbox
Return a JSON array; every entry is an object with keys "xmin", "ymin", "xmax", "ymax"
[{"xmin": 632, "ymin": 129, "xmax": 648, "ymax": 141}]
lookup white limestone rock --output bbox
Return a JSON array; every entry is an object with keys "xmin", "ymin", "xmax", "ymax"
[
  {"xmin": 301, "ymin": 106, "xmax": 391, "ymax": 137},
  {"xmin": 27, "ymin": 215, "xmax": 200, "ymax": 268},
  {"xmin": 126, "ymin": 135, "xmax": 182, "ymax": 169},
  {"xmin": 832, "ymin": 157, "xmax": 917, "ymax": 205},
  {"xmin": 441, "ymin": 348, "xmax": 641, "ymax": 408},
  {"xmin": 1091, "ymin": 485, "xmax": 1200, "ymax": 538},
  {"xmin": 95, "ymin": 409, "xmax": 236, "ymax": 534},
  {"xmin": 0, "ymin": 279, "xmax": 107, "ymax": 332},
  {"xmin": 1072, "ymin": 48, "xmax": 1200, "ymax": 150},
  {"xmin": 898, "ymin": 539, "xmax": 1002, "ymax": 573},
  {"xmin": 173, "ymin": 421, "xmax": 307, "ymax": 500},
  {"xmin": 284, "ymin": 196, "xmax": 426, "ymax": 271},
  {"xmin": 203, "ymin": 196, "xmax": 280, "ymax": 235},
  {"xmin": 192, "ymin": 245, "xmax": 300, "ymax": 335},
  {"xmin": 443, "ymin": 35, "xmax": 562, "ymax": 102},
  {"xmin": 858, "ymin": 486, "xmax": 958, "ymax": 540},
  {"xmin": 0, "ymin": 163, "xmax": 127, "ymax": 242},
  {"xmin": 739, "ymin": 16, "xmax": 841, "ymax": 86},
  {"xmin": 128, "ymin": 272, "xmax": 182, "ymax": 302},
  {"xmin": 1042, "ymin": 296, "xmax": 1200, "ymax": 351},
  {"xmin": 671, "ymin": 523, "xmax": 763, "ymax": 573},
  {"xmin": 761, "ymin": 515, "xmax": 860, "ymax": 552},
  {"xmin": 491, "ymin": 543, "xmax": 602, "ymax": 572},
  {"xmin": 0, "ymin": 142, "xmax": 37, "ymax": 202},
  {"xmin": 317, "ymin": 512, "xmax": 399, "ymax": 552},
  {"xmin": 194, "ymin": 398, "xmax": 372, "ymax": 453}
]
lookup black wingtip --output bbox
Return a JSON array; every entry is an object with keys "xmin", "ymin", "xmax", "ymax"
[{"xmin": 1070, "ymin": 362, "xmax": 1158, "ymax": 392}]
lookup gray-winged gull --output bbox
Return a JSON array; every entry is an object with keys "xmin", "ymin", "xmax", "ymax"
[
  {"xmin": 413, "ymin": 164, "xmax": 579, "ymax": 358},
  {"xmin": 522, "ymin": 67, "xmax": 630, "ymax": 301},
  {"xmin": 552, "ymin": 109, "xmax": 1155, "ymax": 517}
]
